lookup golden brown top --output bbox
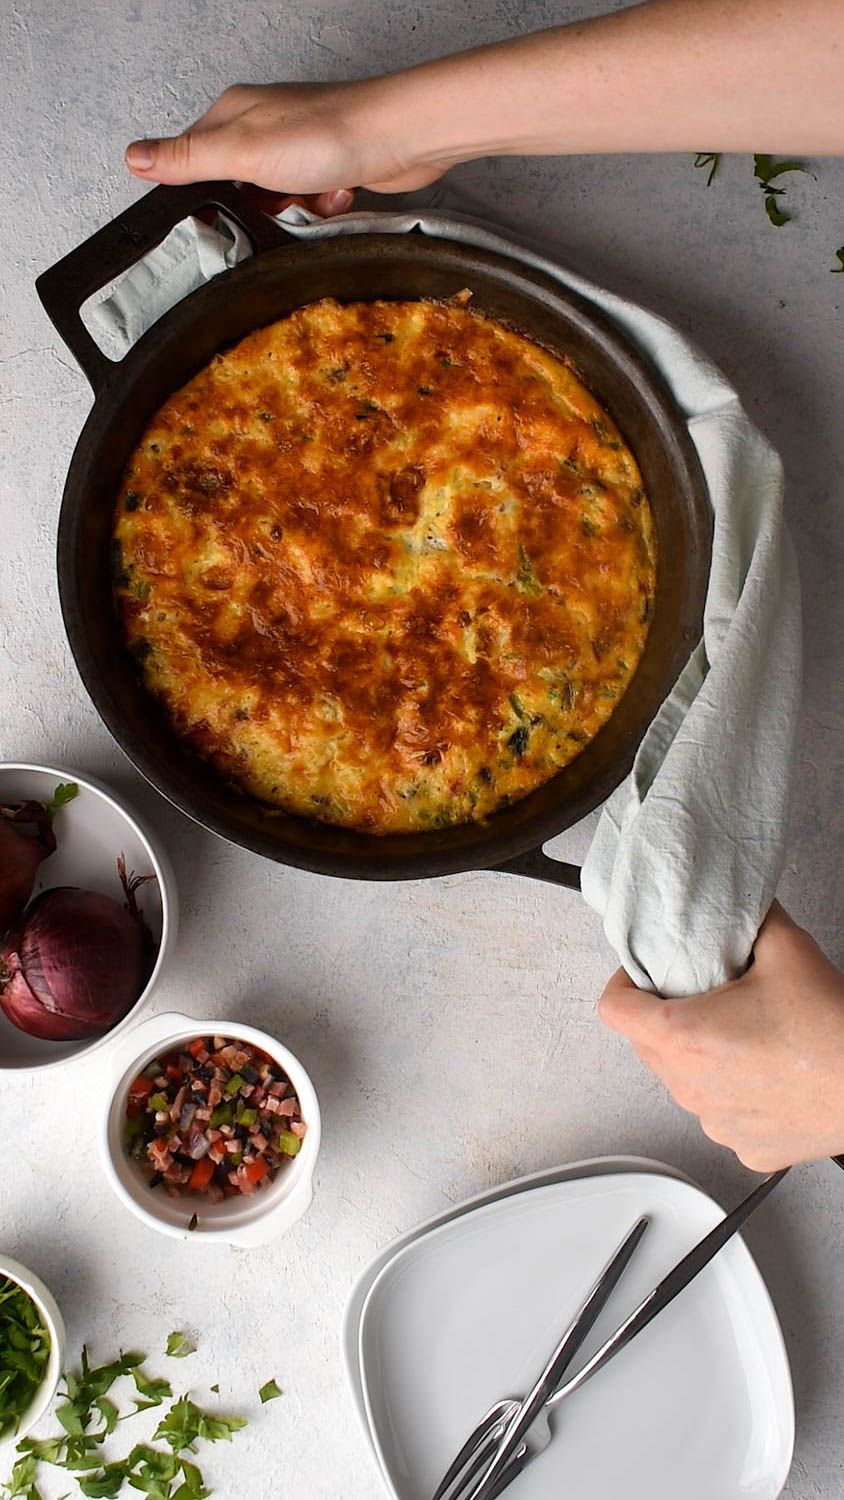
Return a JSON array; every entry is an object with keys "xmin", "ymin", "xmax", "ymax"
[{"xmin": 113, "ymin": 296, "xmax": 656, "ymax": 833}]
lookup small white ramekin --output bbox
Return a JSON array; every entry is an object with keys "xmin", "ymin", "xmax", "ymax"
[
  {"xmin": 101, "ymin": 1012, "xmax": 321, "ymax": 1246},
  {"xmin": 0, "ymin": 1254, "xmax": 66, "ymax": 1451},
  {"xmin": 0, "ymin": 763, "xmax": 177, "ymax": 1073}
]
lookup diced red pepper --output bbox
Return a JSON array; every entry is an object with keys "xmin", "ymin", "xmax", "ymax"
[
  {"xmin": 165, "ymin": 1064, "xmax": 183, "ymax": 1083},
  {"xmin": 244, "ymin": 1157, "xmax": 270, "ymax": 1185},
  {"xmin": 187, "ymin": 1037, "xmax": 206, "ymax": 1058},
  {"xmin": 128, "ymin": 1073, "xmax": 155, "ymax": 1104},
  {"xmin": 189, "ymin": 1157, "xmax": 215, "ymax": 1190}
]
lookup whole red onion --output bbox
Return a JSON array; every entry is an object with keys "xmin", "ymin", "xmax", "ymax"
[
  {"xmin": 0, "ymin": 801, "xmax": 57, "ymax": 934},
  {"xmin": 0, "ymin": 863, "xmax": 155, "ymax": 1041}
]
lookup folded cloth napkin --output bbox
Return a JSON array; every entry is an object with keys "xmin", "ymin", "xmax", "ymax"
[{"xmin": 90, "ymin": 204, "xmax": 801, "ymax": 998}]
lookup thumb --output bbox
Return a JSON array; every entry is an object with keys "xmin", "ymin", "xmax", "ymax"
[
  {"xmin": 125, "ymin": 123, "xmax": 256, "ymax": 185},
  {"xmin": 597, "ymin": 966, "xmax": 665, "ymax": 1041}
]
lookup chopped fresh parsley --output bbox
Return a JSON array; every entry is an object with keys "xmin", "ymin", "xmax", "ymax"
[
  {"xmin": 3, "ymin": 1342, "xmax": 248, "ymax": 1500},
  {"xmin": 515, "ymin": 545, "xmax": 541, "ymax": 595},
  {"xmin": 753, "ymin": 153, "xmax": 810, "ymax": 227},
  {"xmin": 164, "ymin": 1334, "xmax": 196, "ymax": 1361},
  {"xmin": 692, "ymin": 152, "xmax": 842, "ymax": 269},
  {"xmin": 0, "ymin": 1277, "xmax": 52, "ymax": 1443},
  {"xmin": 258, "ymin": 1380, "xmax": 282, "ymax": 1405},
  {"xmin": 154, "ymin": 1397, "xmax": 247, "ymax": 1451},
  {"xmin": 131, "ymin": 1367, "xmax": 172, "ymax": 1411}
]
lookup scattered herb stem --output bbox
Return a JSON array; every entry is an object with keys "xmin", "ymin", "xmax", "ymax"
[
  {"xmin": 692, "ymin": 152, "xmax": 841, "ymax": 269},
  {"xmin": 693, "ymin": 151, "xmax": 721, "ymax": 187}
]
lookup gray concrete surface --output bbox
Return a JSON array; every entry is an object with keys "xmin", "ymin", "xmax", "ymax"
[{"xmin": 1, "ymin": 2, "xmax": 843, "ymax": 1495}]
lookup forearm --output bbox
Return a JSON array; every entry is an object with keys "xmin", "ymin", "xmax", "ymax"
[{"xmin": 368, "ymin": 0, "xmax": 844, "ymax": 169}]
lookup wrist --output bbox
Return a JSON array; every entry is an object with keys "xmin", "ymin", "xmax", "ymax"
[{"xmin": 357, "ymin": 52, "xmax": 514, "ymax": 179}]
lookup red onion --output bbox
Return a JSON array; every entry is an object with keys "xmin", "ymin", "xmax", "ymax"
[
  {"xmin": 0, "ymin": 801, "xmax": 57, "ymax": 934},
  {"xmin": 0, "ymin": 858, "xmax": 156, "ymax": 1041}
]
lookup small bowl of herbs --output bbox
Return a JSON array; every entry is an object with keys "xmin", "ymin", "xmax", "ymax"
[{"xmin": 0, "ymin": 1255, "xmax": 65, "ymax": 1450}]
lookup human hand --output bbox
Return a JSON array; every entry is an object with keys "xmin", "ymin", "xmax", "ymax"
[
  {"xmin": 598, "ymin": 903, "xmax": 844, "ymax": 1171},
  {"xmin": 125, "ymin": 3, "xmax": 844, "ymax": 212},
  {"xmin": 125, "ymin": 80, "xmax": 453, "ymax": 216}
]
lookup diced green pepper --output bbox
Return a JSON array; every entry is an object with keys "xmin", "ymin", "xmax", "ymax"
[
  {"xmin": 277, "ymin": 1131, "xmax": 301, "ymax": 1157},
  {"xmin": 149, "ymin": 1093, "xmax": 169, "ymax": 1113},
  {"xmin": 210, "ymin": 1103, "xmax": 234, "ymax": 1128},
  {"xmin": 225, "ymin": 1074, "xmax": 245, "ymax": 1097},
  {"xmin": 237, "ymin": 1108, "xmax": 258, "ymax": 1128}
]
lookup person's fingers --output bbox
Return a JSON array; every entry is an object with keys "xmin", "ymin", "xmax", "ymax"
[
  {"xmin": 238, "ymin": 185, "xmax": 355, "ymax": 218},
  {"xmin": 126, "ymin": 120, "xmax": 259, "ymax": 185},
  {"xmin": 751, "ymin": 899, "xmax": 817, "ymax": 971},
  {"xmin": 597, "ymin": 968, "xmax": 666, "ymax": 1041},
  {"xmin": 311, "ymin": 188, "xmax": 356, "ymax": 216}
]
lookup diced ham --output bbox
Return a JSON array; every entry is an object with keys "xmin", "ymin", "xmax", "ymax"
[
  {"xmin": 149, "ymin": 1139, "xmax": 172, "ymax": 1171},
  {"xmin": 169, "ymin": 1085, "xmax": 188, "ymax": 1122},
  {"xmin": 130, "ymin": 1034, "xmax": 306, "ymax": 1204}
]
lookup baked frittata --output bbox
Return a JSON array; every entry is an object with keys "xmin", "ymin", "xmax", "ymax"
[{"xmin": 113, "ymin": 296, "xmax": 656, "ymax": 834}]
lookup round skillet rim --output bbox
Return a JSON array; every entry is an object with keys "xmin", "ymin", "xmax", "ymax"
[{"xmin": 37, "ymin": 182, "xmax": 712, "ymax": 885}]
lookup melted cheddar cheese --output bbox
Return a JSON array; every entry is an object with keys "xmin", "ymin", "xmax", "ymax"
[{"xmin": 113, "ymin": 297, "xmax": 656, "ymax": 834}]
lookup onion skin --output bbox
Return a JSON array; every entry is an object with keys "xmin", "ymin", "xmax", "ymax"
[
  {"xmin": 0, "ymin": 886, "xmax": 153, "ymax": 1041},
  {"xmin": 0, "ymin": 803, "xmax": 57, "ymax": 935}
]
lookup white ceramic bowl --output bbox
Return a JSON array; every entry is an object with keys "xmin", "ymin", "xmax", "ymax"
[
  {"xmin": 0, "ymin": 763, "xmax": 176, "ymax": 1072},
  {"xmin": 102, "ymin": 1011, "xmax": 321, "ymax": 1246},
  {"xmin": 0, "ymin": 1254, "xmax": 66, "ymax": 1451}
]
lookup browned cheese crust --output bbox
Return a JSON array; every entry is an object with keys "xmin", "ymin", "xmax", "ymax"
[{"xmin": 113, "ymin": 297, "xmax": 656, "ymax": 834}]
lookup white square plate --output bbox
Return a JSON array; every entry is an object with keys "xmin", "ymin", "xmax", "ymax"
[{"xmin": 355, "ymin": 1169, "xmax": 793, "ymax": 1500}]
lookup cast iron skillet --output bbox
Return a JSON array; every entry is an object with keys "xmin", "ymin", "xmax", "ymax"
[{"xmin": 36, "ymin": 181, "xmax": 712, "ymax": 887}]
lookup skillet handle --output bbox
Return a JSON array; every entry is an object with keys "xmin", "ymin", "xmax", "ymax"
[
  {"xmin": 491, "ymin": 847, "xmax": 582, "ymax": 890},
  {"xmin": 35, "ymin": 180, "xmax": 292, "ymax": 394}
]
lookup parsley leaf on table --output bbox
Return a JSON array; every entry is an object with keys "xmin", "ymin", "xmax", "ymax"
[
  {"xmin": 153, "ymin": 1397, "xmax": 247, "ymax": 1452},
  {"xmin": 753, "ymin": 153, "xmax": 810, "ymax": 227},
  {"xmin": 258, "ymin": 1380, "xmax": 282, "ymax": 1404},
  {"xmin": 131, "ymin": 1370, "xmax": 172, "ymax": 1412},
  {"xmin": 3, "ymin": 1343, "xmax": 249, "ymax": 1500},
  {"xmin": 164, "ymin": 1335, "xmax": 195, "ymax": 1362},
  {"xmin": 4, "ymin": 1454, "xmax": 43, "ymax": 1499}
]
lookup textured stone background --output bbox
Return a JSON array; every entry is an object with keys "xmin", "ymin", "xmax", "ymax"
[{"xmin": 1, "ymin": 1, "xmax": 843, "ymax": 1495}]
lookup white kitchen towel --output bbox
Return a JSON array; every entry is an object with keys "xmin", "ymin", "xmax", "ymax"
[{"xmin": 90, "ymin": 204, "xmax": 801, "ymax": 998}]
